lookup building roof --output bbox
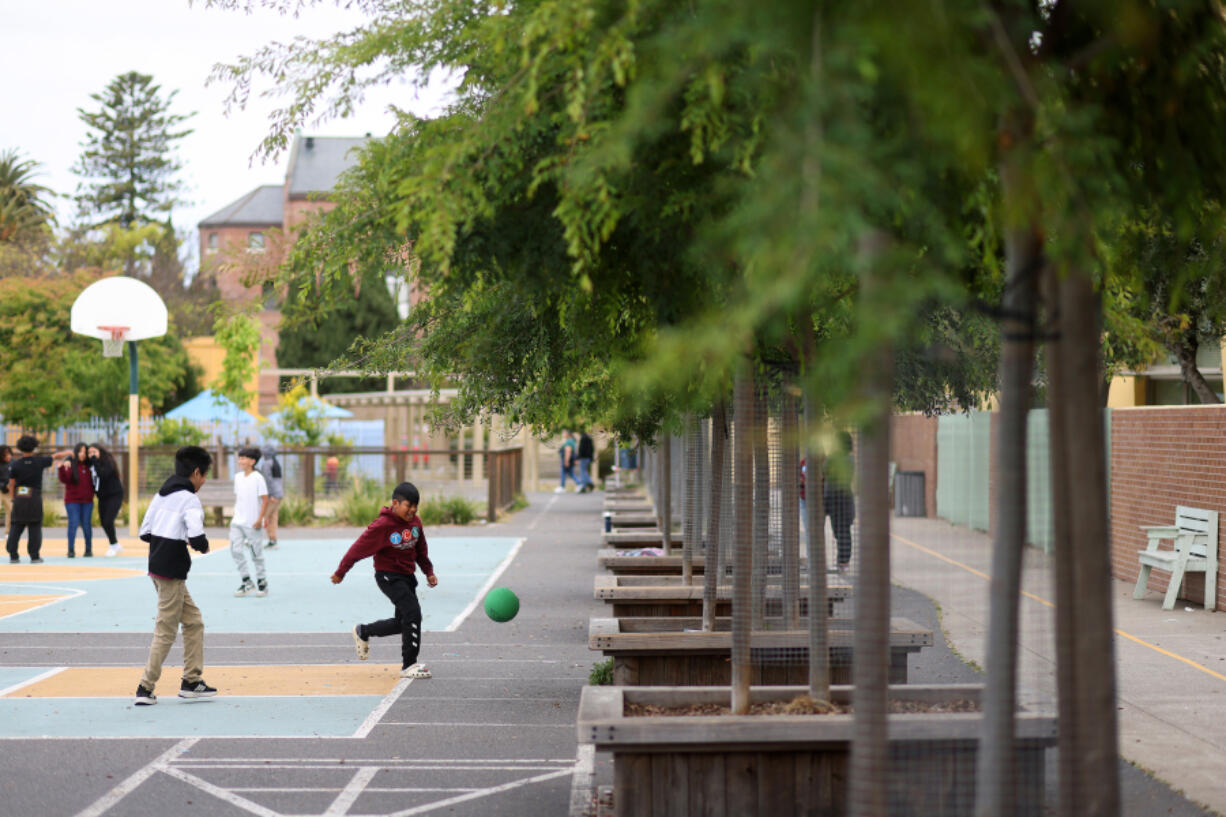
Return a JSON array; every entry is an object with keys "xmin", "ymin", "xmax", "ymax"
[
  {"xmin": 198, "ymin": 185, "xmax": 283, "ymax": 228},
  {"xmin": 286, "ymin": 135, "xmax": 370, "ymax": 198}
]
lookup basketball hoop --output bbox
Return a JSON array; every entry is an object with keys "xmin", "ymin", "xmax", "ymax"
[{"xmin": 98, "ymin": 326, "xmax": 129, "ymax": 358}]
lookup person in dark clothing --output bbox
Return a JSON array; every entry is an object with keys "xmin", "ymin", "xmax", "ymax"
[
  {"xmin": 576, "ymin": 431, "xmax": 596, "ymax": 493},
  {"xmin": 58, "ymin": 443, "xmax": 95, "ymax": 558},
  {"xmin": 332, "ymin": 481, "xmax": 439, "ymax": 679},
  {"xmin": 6, "ymin": 436, "xmax": 70, "ymax": 564},
  {"xmin": 134, "ymin": 446, "xmax": 216, "ymax": 706},
  {"xmin": 0, "ymin": 445, "xmax": 12, "ymax": 529},
  {"xmin": 89, "ymin": 443, "xmax": 125, "ymax": 557},
  {"xmin": 824, "ymin": 432, "xmax": 856, "ymax": 571}
]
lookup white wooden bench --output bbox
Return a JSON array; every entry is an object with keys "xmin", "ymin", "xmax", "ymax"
[
  {"xmin": 195, "ymin": 483, "xmax": 233, "ymax": 527},
  {"xmin": 1133, "ymin": 505, "xmax": 1218, "ymax": 611}
]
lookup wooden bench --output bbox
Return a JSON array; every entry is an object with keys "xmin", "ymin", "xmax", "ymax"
[
  {"xmin": 1133, "ymin": 505, "xmax": 1219, "ymax": 610},
  {"xmin": 594, "ymin": 574, "xmax": 851, "ymax": 618},
  {"xmin": 601, "ymin": 529, "xmax": 684, "ymax": 547},
  {"xmin": 195, "ymin": 483, "xmax": 233, "ymax": 527}
]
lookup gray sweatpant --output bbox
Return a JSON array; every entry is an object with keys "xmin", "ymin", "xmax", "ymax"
[{"xmin": 229, "ymin": 523, "xmax": 266, "ymax": 583}]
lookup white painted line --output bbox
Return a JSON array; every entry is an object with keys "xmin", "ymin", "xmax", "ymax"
[
  {"xmin": 325, "ymin": 766, "xmax": 379, "ymax": 816},
  {"xmin": 384, "ymin": 767, "xmax": 577, "ymax": 817},
  {"xmin": 352, "ymin": 678, "xmax": 411, "ymax": 739},
  {"xmin": 569, "ymin": 744, "xmax": 596, "ymax": 817},
  {"xmin": 383, "ymin": 696, "xmax": 568, "ymax": 702},
  {"xmin": 160, "ymin": 766, "xmax": 281, "ymax": 817},
  {"xmin": 525, "ymin": 493, "xmax": 560, "ymax": 531},
  {"xmin": 177, "ymin": 757, "xmax": 574, "ymax": 764},
  {"xmin": 166, "ymin": 760, "xmax": 573, "ymax": 765},
  {"xmin": 442, "ymin": 537, "xmax": 524, "ymax": 632},
  {"xmin": 230, "ymin": 786, "xmax": 480, "ymax": 793},
  {"xmin": 374, "ymin": 722, "xmax": 571, "ymax": 728},
  {"xmin": 0, "ymin": 584, "xmax": 86, "ymax": 621},
  {"xmin": 73, "ymin": 737, "xmax": 198, "ymax": 817},
  {"xmin": 0, "ymin": 666, "xmax": 66, "ymax": 698}
]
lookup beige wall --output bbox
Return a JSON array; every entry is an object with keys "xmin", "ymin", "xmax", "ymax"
[{"xmin": 183, "ymin": 335, "xmax": 264, "ymax": 418}]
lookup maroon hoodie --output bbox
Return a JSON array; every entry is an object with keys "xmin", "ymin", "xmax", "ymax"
[
  {"xmin": 58, "ymin": 462, "xmax": 95, "ymax": 504},
  {"xmin": 334, "ymin": 507, "xmax": 434, "ymax": 580}
]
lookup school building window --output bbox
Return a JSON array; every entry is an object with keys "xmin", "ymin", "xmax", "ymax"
[
  {"xmin": 206, "ymin": 232, "xmax": 219, "ymax": 253},
  {"xmin": 248, "ymin": 232, "xmax": 265, "ymax": 251}
]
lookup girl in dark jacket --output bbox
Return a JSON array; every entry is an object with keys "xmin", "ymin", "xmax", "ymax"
[
  {"xmin": 0, "ymin": 445, "xmax": 12, "ymax": 530},
  {"xmin": 89, "ymin": 443, "xmax": 125, "ymax": 557},
  {"xmin": 58, "ymin": 444, "xmax": 95, "ymax": 558}
]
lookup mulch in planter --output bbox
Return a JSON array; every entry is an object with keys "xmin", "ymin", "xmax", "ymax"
[{"xmin": 624, "ymin": 694, "xmax": 981, "ymax": 717}]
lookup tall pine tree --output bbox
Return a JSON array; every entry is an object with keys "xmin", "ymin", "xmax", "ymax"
[{"xmin": 73, "ymin": 71, "xmax": 194, "ymax": 229}]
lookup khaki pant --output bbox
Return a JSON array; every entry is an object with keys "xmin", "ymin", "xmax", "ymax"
[{"xmin": 140, "ymin": 577, "xmax": 204, "ymax": 691}]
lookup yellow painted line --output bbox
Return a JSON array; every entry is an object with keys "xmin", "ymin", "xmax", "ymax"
[
  {"xmin": 891, "ymin": 532, "xmax": 1226, "ymax": 684},
  {"xmin": 37, "ymin": 537, "xmax": 148, "ymax": 557},
  {"xmin": 0, "ymin": 565, "xmax": 143, "ymax": 582},
  {"xmin": 5, "ymin": 664, "xmax": 402, "ymax": 698},
  {"xmin": 0, "ymin": 594, "xmax": 71, "ymax": 616}
]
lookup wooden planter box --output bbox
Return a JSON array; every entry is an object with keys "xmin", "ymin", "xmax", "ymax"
[
  {"xmin": 602, "ymin": 530, "xmax": 684, "ymax": 547},
  {"xmin": 604, "ymin": 500, "xmax": 654, "ymax": 513},
  {"xmin": 578, "ymin": 685, "xmax": 1056, "ymax": 817},
  {"xmin": 595, "ymin": 575, "xmax": 852, "ymax": 618},
  {"xmin": 590, "ymin": 617, "xmax": 932, "ymax": 686},
  {"xmin": 598, "ymin": 548, "xmax": 810, "ymax": 576},
  {"xmin": 609, "ymin": 512, "xmax": 660, "ymax": 528}
]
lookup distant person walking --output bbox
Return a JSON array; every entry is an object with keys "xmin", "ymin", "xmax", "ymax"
[
  {"xmin": 230, "ymin": 447, "xmax": 270, "ymax": 597},
  {"xmin": 556, "ymin": 430, "xmax": 578, "ymax": 493},
  {"xmin": 89, "ymin": 443, "xmax": 125, "ymax": 557},
  {"xmin": 576, "ymin": 431, "xmax": 596, "ymax": 493},
  {"xmin": 824, "ymin": 432, "xmax": 856, "ymax": 572},
  {"xmin": 6, "ymin": 436, "xmax": 70, "ymax": 564},
  {"xmin": 58, "ymin": 444, "xmax": 95, "ymax": 558},
  {"xmin": 257, "ymin": 445, "xmax": 284, "ymax": 550},
  {"xmin": 0, "ymin": 445, "xmax": 12, "ymax": 530}
]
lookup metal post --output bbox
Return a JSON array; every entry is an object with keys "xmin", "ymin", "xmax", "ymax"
[{"xmin": 128, "ymin": 341, "xmax": 140, "ymax": 537}]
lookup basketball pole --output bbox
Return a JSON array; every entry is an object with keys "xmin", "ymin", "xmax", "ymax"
[{"xmin": 128, "ymin": 341, "xmax": 139, "ymax": 538}]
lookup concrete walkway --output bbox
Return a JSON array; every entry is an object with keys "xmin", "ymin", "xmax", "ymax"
[{"xmin": 891, "ymin": 515, "xmax": 1226, "ymax": 815}]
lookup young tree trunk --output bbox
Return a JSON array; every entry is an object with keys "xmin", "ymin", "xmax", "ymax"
[
  {"xmin": 682, "ymin": 414, "xmax": 699, "ymax": 585},
  {"xmin": 974, "ymin": 162, "xmax": 1041, "ymax": 817},
  {"xmin": 731, "ymin": 367, "xmax": 756, "ymax": 714},
  {"xmin": 752, "ymin": 384, "xmax": 770, "ymax": 630},
  {"xmin": 849, "ymin": 236, "xmax": 892, "ymax": 817},
  {"xmin": 660, "ymin": 435, "xmax": 673, "ymax": 554},
  {"xmin": 781, "ymin": 386, "xmax": 801, "ymax": 628},
  {"xmin": 805, "ymin": 390, "xmax": 830, "ymax": 700},
  {"xmin": 1050, "ymin": 268, "xmax": 1121, "ymax": 817},
  {"xmin": 702, "ymin": 401, "xmax": 728, "ymax": 632}
]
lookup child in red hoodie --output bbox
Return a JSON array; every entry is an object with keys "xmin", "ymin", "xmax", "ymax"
[{"xmin": 331, "ymin": 482, "xmax": 439, "ymax": 678}]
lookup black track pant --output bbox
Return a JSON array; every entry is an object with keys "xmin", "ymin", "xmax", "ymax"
[
  {"xmin": 7, "ymin": 522, "xmax": 42, "ymax": 560},
  {"xmin": 364, "ymin": 571, "xmax": 423, "ymax": 668},
  {"xmin": 98, "ymin": 494, "xmax": 123, "ymax": 545}
]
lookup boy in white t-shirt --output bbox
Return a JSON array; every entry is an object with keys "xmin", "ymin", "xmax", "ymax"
[{"xmin": 230, "ymin": 447, "xmax": 270, "ymax": 597}]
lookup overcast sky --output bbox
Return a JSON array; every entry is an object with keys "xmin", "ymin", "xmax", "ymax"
[{"xmin": 3, "ymin": 0, "xmax": 450, "ymax": 267}]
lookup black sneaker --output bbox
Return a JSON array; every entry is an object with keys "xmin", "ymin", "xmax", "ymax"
[
  {"xmin": 8, "ymin": 557, "xmax": 19, "ymax": 564},
  {"xmin": 255, "ymin": 579, "xmax": 268, "ymax": 597},
  {"xmin": 134, "ymin": 685, "xmax": 157, "ymax": 706},
  {"xmin": 264, "ymin": 539, "xmax": 278, "ymax": 550},
  {"xmin": 234, "ymin": 581, "xmax": 255, "ymax": 597},
  {"xmin": 67, "ymin": 552, "xmax": 75, "ymax": 558},
  {"xmin": 30, "ymin": 558, "xmax": 44, "ymax": 564},
  {"xmin": 179, "ymin": 679, "xmax": 217, "ymax": 699}
]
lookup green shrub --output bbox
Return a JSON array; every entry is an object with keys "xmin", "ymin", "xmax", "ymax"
[
  {"xmin": 337, "ymin": 481, "xmax": 388, "ymax": 526},
  {"xmin": 146, "ymin": 418, "xmax": 208, "ymax": 446},
  {"xmin": 419, "ymin": 494, "xmax": 482, "ymax": 526},
  {"xmin": 589, "ymin": 659, "xmax": 614, "ymax": 686},
  {"xmin": 277, "ymin": 495, "xmax": 315, "ymax": 526},
  {"xmin": 43, "ymin": 503, "xmax": 61, "ymax": 527},
  {"xmin": 508, "ymin": 493, "xmax": 529, "ymax": 513}
]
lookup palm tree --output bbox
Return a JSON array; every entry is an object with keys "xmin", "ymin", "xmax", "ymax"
[{"xmin": 0, "ymin": 149, "xmax": 56, "ymax": 242}]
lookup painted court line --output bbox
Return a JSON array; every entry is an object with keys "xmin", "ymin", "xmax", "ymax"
[
  {"xmin": 569, "ymin": 744, "xmax": 596, "ymax": 817},
  {"xmin": 382, "ymin": 768, "xmax": 577, "ymax": 817},
  {"xmin": 160, "ymin": 766, "xmax": 280, "ymax": 817},
  {"xmin": 73, "ymin": 737, "xmax": 198, "ymax": 817},
  {"xmin": 0, "ymin": 666, "xmax": 66, "ymax": 697},
  {"xmin": 353, "ymin": 677, "xmax": 411, "ymax": 739},
  {"xmin": 325, "ymin": 766, "xmax": 379, "ymax": 816},
  {"xmin": 891, "ymin": 531, "xmax": 1226, "ymax": 684},
  {"xmin": 0, "ymin": 585, "xmax": 85, "ymax": 621},
  {"xmin": 374, "ymin": 722, "xmax": 571, "ymax": 728},
  {"xmin": 442, "ymin": 537, "xmax": 524, "ymax": 632}
]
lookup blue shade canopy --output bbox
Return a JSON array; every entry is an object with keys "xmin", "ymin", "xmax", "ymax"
[
  {"xmin": 265, "ymin": 396, "xmax": 353, "ymax": 421},
  {"xmin": 163, "ymin": 390, "xmax": 261, "ymax": 424}
]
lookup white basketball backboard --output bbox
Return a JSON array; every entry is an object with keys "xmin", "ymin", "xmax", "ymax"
[{"xmin": 70, "ymin": 276, "xmax": 169, "ymax": 342}]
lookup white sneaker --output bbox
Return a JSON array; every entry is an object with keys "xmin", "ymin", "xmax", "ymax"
[
  {"xmin": 352, "ymin": 625, "xmax": 369, "ymax": 660},
  {"xmin": 553, "ymin": 487, "xmax": 565, "ymax": 494},
  {"xmin": 105, "ymin": 544, "xmax": 122, "ymax": 557},
  {"xmin": 400, "ymin": 663, "xmax": 431, "ymax": 679},
  {"xmin": 234, "ymin": 582, "xmax": 256, "ymax": 597}
]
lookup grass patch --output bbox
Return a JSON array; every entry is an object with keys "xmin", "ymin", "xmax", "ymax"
[
  {"xmin": 589, "ymin": 658, "xmax": 614, "ymax": 685},
  {"xmin": 420, "ymin": 495, "xmax": 483, "ymax": 526},
  {"xmin": 507, "ymin": 493, "xmax": 529, "ymax": 513},
  {"xmin": 337, "ymin": 479, "xmax": 388, "ymax": 526},
  {"xmin": 278, "ymin": 495, "xmax": 316, "ymax": 527}
]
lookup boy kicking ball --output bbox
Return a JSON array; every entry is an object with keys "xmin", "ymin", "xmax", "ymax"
[{"xmin": 331, "ymin": 482, "xmax": 438, "ymax": 679}]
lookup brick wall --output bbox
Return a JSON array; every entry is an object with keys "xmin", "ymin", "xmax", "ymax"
[
  {"xmin": 1110, "ymin": 405, "xmax": 1226, "ymax": 610},
  {"xmin": 891, "ymin": 414, "xmax": 938, "ymax": 517}
]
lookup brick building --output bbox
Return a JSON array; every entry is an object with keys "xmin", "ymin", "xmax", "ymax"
[{"xmin": 198, "ymin": 134, "xmax": 412, "ymax": 413}]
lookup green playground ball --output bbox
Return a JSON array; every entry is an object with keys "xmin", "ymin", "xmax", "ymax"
[{"xmin": 483, "ymin": 587, "xmax": 520, "ymax": 622}]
